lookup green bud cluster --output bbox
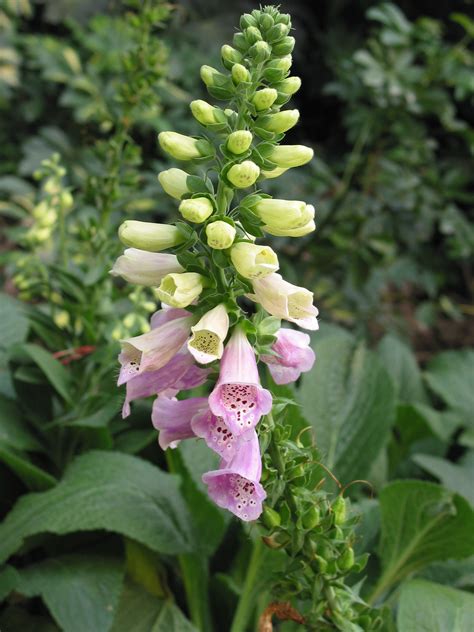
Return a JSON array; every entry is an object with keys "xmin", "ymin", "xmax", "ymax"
[{"xmin": 258, "ymin": 409, "xmax": 382, "ymax": 630}]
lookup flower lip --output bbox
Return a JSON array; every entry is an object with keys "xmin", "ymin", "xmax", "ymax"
[{"xmin": 202, "ymin": 430, "xmax": 266, "ymax": 521}]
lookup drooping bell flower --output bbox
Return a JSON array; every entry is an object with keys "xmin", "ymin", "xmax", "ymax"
[
  {"xmin": 151, "ymin": 396, "xmax": 208, "ymax": 449},
  {"xmin": 110, "ymin": 249, "xmax": 184, "ymax": 286},
  {"xmin": 191, "ymin": 403, "xmax": 252, "ymax": 461},
  {"xmin": 261, "ymin": 328, "xmax": 315, "ymax": 385},
  {"xmin": 208, "ymin": 326, "xmax": 272, "ymax": 435},
  {"xmin": 156, "ymin": 272, "xmax": 205, "ymax": 309},
  {"xmin": 187, "ymin": 303, "xmax": 229, "ymax": 364},
  {"xmin": 122, "ymin": 349, "xmax": 211, "ymax": 417},
  {"xmin": 118, "ymin": 310, "xmax": 194, "ymax": 385},
  {"xmin": 202, "ymin": 430, "xmax": 266, "ymax": 521},
  {"xmin": 230, "ymin": 242, "xmax": 279, "ymax": 279},
  {"xmin": 249, "ymin": 273, "xmax": 319, "ymax": 331}
]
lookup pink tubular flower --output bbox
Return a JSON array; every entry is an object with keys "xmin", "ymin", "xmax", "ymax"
[
  {"xmin": 122, "ymin": 349, "xmax": 211, "ymax": 418},
  {"xmin": 261, "ymin": 328, "xmax": 315, "ymax": 385},
  {"xmin": 208, "ymin": 326, "xmax": 272, "ymax": 436},
  {"xmin": 202, "ymin": 431, "xmax": 266, "ymax": 521},
  {"xmin": 118, "ymin": 309, "xmax": 194, "ymax": 385},
  {"xmin": 191, "ymin": 405, "xmax": 253, "ymax": 461},
  {"xmin": 151, "ymin": 396, "xmax": 208, "ymax": 449}
]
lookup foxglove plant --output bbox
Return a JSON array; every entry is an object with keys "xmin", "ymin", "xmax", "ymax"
[{"xmin": 114, "ymin": 6, "xmax": 379, "ymax": 630}]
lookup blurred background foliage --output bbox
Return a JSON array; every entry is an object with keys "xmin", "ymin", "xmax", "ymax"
[{"xmin": 0, "ymin": 0, "xmax": 473, "ymax": 630}]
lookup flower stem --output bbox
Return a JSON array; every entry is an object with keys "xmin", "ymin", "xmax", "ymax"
[
  {"xmin": 230, "ymin": 537, "xmax": 264, "ymax": 632},
  {"xmin": 165, "ymin": 450, "xmax": 214, "ymax": 631}
]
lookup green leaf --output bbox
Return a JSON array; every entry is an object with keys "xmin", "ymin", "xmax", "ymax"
[
  {"xmin": 0, "ymin": 451, "xmax": 195, "ymax": 564},
  {"xmin": 65, "ymin": 397, "xmax": 121, "ymax": 428},
  {"xmin": 413, "ymin": 453, "xmax": 474, "ymax": 506},
  {"xmin": 0, "ymin": 564, "xmax": 19, "ymax": 602},
  {"xmin": 110, "ymin": 580, "xmax": 197, "ymax": 632},
  {"xmin": 398, "ymin": 579, "xmax": 474, "ymax": 632},
  {"xmin": 300, "ymin": 333, "xmax": 396, "ymax": 483},
  {"xmin": 20, "ymin": 344, "xmax": 73, "ymax": 403},
  {"xmin": 0, "ymin": 443, "xmax": 57, "ymax": 491},
  {"xmin": 0, "ymin": 394, "xmax": 42, "ymax": 451},
  {"xmin": 424, "ymin": 349, "xmax": 474, "ymax": 420},
  {"xmin": 420, "ymin": 557, "xmax": 474, "ymax": 590},
  {"xmin": 0, "ymin": 349, "xmax": 15, "ymax": 398},
  {"xmin": 0, "ymin": 293, "xmax": 29, "ymax": 350},
  {"xmin": 17, "ymin": 554, "xmax": 124, "ymax": 632},
  {"xmin": 378, "ymin": 334, "xmax": 427, "ymax": 403},
  {"xmin": 370, "ymin": 480, "xmax": 474, "ymax": 602}
]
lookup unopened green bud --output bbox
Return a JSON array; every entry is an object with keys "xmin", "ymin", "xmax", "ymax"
[
  {"xmin": 43, "ymin": 177, "xmax": 60, "ymax": 195},
  {"xmin": 240, "ymin": 13, "xmax": 257, "ymax": 29},
  {"xmin": 267, "ymin": 144, "xmax": 313, "ymax": 168},
  {"xmin": 221, "ymin": 44, "xmax": 242, "ymax": 69},
  {"xmin": 263, "ymin": 55, "xmax": 292, "ymax": 82},
  {"xmin": 288, "ymin": 464, "xmax": 305, "ymax": 480},
  {"xmin": 315, "ymin": 555, "xmax": 328, "ymax": 573},
  {"xmin": 206, "ymin": 221, "xmax": 236, "ymax": 250},
  {"xmin": 258, "ymin": 109, "xmax": 300, "ymax": 134},
  {"xmin": 227, "ymin": 160, "xmax": 260, "ymax": 188},
  {"xmin": 200, "ymin": 65, "xmax": 229, "ymax": 88},
  {"xmin": 119, "ymin": 221, "xmax": 185, "ymax": 252},
  {"xmin": 156, "ymin": 272, "xmax": 205, "ymax": 308},
  {"xmin": 190, "ymin": 100, "xmax": 226, "ymax": 125},
  {"xmin": 259, "ymin": 13, "xmax": 274, "ymax": 31},
  {"xmin": 245, "ymin": 26, "xmax": 262, "ymax": 44},
  {"xmin": 179, "ymin": 197, "xmax": 214, "ymax": 223},
  {"xmin": 302, "ymin": 506, "xmax": 321, "ymax": 530},
  {"xmin": 231, "ymin": 63, "xmax": 251, "ymax": 84},
  {"xmin": 158, "ymin": 131, "xmax": 212, "ymax": 161},
  {"xmin": 267, "ymin": 23, "xmax": 290, "ymax": 42},
  {"xmin": 158, "ymin": 168, "xmax": 191, "ymax": 200},
  {"xmin": 227, "ymin": 130, "xmax": 253, "ymax": 155},
  {"xmin": 333, "ymin": 496, "xmax": 346, "ymax": 526},
  {"xmin": 338, "ymin": 547, "xmax": 355, "ymax": 571},
  {"xmin": 277, "ymin": 13, "xmax": 291, "ymax": 26},
  {"xmin": 60, "ymin": 190, "xmax": 73, "ymax": 210},
  {"xmin": 262, "ymin": 532, "xmax": 291, "ymax": 549},
  {"xmin": 262, "ymin": 506, "xmax": 281, "ymax": 529},
  {"xmin": 233, "ymin": 32, "xmax": 248, "ymax": 51},
  {"xmin": 252, "ymin": 88, "xmax": 278, "ymax": 111},
  {"xmin": 277, "ymin": 76, "xmax": 301, "ymax": 95},
  {"xmin": 249, "ymin": 40, "xmax": 271, "ymax": 62},
  {"xmin": 272, "ymin": 36, "xmax": 295, "ymax": 56}
]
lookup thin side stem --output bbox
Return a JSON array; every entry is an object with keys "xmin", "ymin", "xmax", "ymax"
[
  {"xmin": 165, "ymin": 450, "xmax": 214, "ymax": 631},
  {"xmin": 230, "ymin": 537, "xmax": 264, "ymax": 632}
]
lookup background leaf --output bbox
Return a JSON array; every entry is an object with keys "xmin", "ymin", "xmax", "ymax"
[
  {"xmin": 0, "ymin": 451, "xmax": 195, "ymax": 564},
  {"xmin": 371, "ymin": 480, "xmax": 474, "ymax": 602},
  {"xmin": 0, "ymin": 294, "xmax": 29, "ymax": 350},
  {"xmin": 424, "ymin": 350, "xmax": 474, "ymax": 419},
  {"xmin": 17, "ymin": 554, "xmax": 124, "ymax": 632},
  {"xmin": 20, "ymin": 344, "xmax": 73, "ymax": 403},
  {"xmin": 300, "ymin": 333, "xmax": 396, "ymax": 483},
  {"xmin": 378, "ymin": 334, "xmax": 427, "ymax": 403},
  {"xmin": 110, "ymin": 580, "xmax": 197, "ymax": 632},
  {"xmin": 413, "ymin": 453, "xmax": 474, "ymax": 506},
  {"xmin": 398, "ymin": 579, "xmax": 474, "ymax": 632}
]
